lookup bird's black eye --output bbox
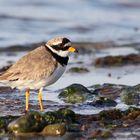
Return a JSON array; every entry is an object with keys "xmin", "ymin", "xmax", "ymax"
[
  {"xmin": 62, "ymin": 38, "xmax": 70, "ymax": 45},
  {"xmin": 63, "ymin": 45, "xmax": 70, "ymax": 50}
]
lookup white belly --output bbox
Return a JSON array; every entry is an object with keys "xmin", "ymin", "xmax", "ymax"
[{"xmin": 45, "ymin": 64, "xmax": 66, "ymax": 86}]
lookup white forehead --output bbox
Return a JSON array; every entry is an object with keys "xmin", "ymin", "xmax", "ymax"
[
  {"xmin": 52, "ymin": 42, "xmax": 71, "ymax": 46},
  {"xmin": 64, "ymin": 42, "xmax": 71, "ymax": 47},
  {"xmin": 52, "ymin": 40, "xmax": 62, "ymax": 45}
]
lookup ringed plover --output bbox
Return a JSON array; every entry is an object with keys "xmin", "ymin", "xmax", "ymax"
[{"xmin": 0, "ymin": 37, "xmax": 78, "ymax": 112}]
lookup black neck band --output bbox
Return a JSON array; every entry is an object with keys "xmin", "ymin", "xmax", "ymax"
[{"xmin": 45, "ymin": 45, "xmax": 69, "ymax": 66}]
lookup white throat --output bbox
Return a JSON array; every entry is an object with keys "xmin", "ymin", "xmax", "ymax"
[{"xmin": 46, "ymin": 45, "xmax": 69, "ymax": 57}]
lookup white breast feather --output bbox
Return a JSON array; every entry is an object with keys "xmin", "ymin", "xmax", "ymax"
[{"xmin": 45, "ymin": 64, "xmax": 66, "ymax": 86}]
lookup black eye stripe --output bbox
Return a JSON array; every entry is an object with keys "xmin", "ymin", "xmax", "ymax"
[
  {"xmin": 51, "ymin": 44, "xmax": 70, "ymax": 51},
  {"xmin": 51, "ymin": 45, "xmax": 60, "ymax": 50},
  {"xmin": 62, "ymin": 46, "xmax": 70, "ymax": 50}
]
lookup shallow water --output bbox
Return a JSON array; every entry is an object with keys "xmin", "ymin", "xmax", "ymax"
[
  {"xmin": 0, "ymin": 0, "xmax": 140, "ymax": 47},
  {"xmin": 0, "ymin": 46, "xmax": 140, "ymax": 116}
]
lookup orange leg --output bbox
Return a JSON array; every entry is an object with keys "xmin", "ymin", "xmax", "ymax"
[
  {"xmin": 38, "ymin": 88, "xmax": 44, "ymax": 112},
  {"xmin": 25, "ymin": 89, "xmax": 30, "ymax": 112}
]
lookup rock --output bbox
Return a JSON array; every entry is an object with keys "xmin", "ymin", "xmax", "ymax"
[
  {"xmin": 8, "ymin": 112, "xmax": 46, "ymax": 133},
  {"xmin": 90, "ymin": 130, "xmax": 113, "ymax": 138},
  {"xmin": 99, "ymin": 109, "xmax": 122, "ymax": 120},
  {"xmin": 57, "ymin": 108, "xmax": 76, "ymax": 123},
  {"xmin": 125, "ymin": 111, "xmax": 140, "ymax": 120},
  {"xmin": 58, "ymin": 84, "xmax": 94, "ymax": 104},
  {"xmin": 95, "ymin": 54, "xmax": 140, "ymax": 67},
  {"xmin": 0, "ymin": 86, "xmax": 14, "ymax": 93},
  {"xmin": 66, "ymin": 123, "xmax": 81, "ymax": 132},
  {"xmin": 0, "ymin": 115, "xmax": 18, "ymax": 135},
  {"xmin": 42, "ymin": 123, "xmax": 66, "ymax": 136},
  {"xmin": 123, "ymin": 107, "xmax": 140, "ymax": 120},
  {"xmin": 43, "ymin": 111, "xmax": 58, "ymax": 125},
  {"xmin": 93, "ymin": 83, "xmax": 123, "ymax": 100},
  {"xmin": 0, "ymin": 118, "xmax": 6, "ymax": 135},
  {"xmin": 120, "ymin": 87, "xmax": 140, "ymax": 105},
  {"xmin": 62, "ymin": 132, "xmax": 83, "ymax": 140},
  {"xmin": 88, "ymin": 84, "xmax": 102, "ymax": 90},
  {"xmin": 68, "ymin": 67, "xmax": 89, "ymax": 73},
  {"xmin": 133, "ymin": 84, "xmax": 140, "ymax": 91},
  {"xmin": 44, "ymin": 108, "xmax": 76, "ymax": 124},
  {"xmin": 126, "ymin": 107, "xmax": 140, "ymax": 114},
  {"xmin": 88, "ymin": 97, "xmax": 117, "ymax": 107}
]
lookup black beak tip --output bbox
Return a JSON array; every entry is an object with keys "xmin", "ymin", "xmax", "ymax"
[{"xmin": 75, "ymin": 49, "xmax": 78, "ymax": 53}]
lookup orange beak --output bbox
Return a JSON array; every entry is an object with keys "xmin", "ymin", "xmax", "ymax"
[{"xmin": 68, "ymin": 47, "xmax": 78, "ymax": 53}]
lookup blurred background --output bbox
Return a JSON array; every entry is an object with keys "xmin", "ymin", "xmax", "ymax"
[
  {"xmin": 0, "ymin": 0, "xmax": 140, "ymax": 47},
  {"xmin": 0, "ymin": 1, "xmax": 140, "ymax": 139}
]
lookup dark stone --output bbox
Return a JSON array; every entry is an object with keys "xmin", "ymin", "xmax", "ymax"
[
  {"xmin": 90, "ymin": 130, "xmax": 113, "ymax": 138},
  {"xmin": 66, "ymin": 123, "xmax": 81, "ymax": 132},
  {"xmin": 8, "ymin": 112, "xmax": 46, "ymax": 133},
  {"xmin": 43, "ymin": 111, "xmax": 58, "ymax": 125},
  {"xmin": 95, "ymin": 54, "xmax": 140, "ymax": 67},
  {"xmin": 68, "ymin": 67, "xmax": 89, "ymax": 73},
  {"xmin": 0, "ymin": 86, "xmax": 14, "ymax": 93},
  {"xmin": 43, "ymin": 108, "xmax": 76, "ymax": 124},
  {"xmin": 120, "ymin": 87, "xmax": 140, "ymax": 105},
  {"xmin": 134, "ymin": 84, "xmax": 140, "ymax": 91},
  {"xmin": 57, "ymin": 108, "xmax": 76, "ymax": 123},
  {"xmin": 93, "ymin": 83, "xmax": 123, "ymax": 100},
  {"xmin": 126, "ymin": 107, "xmax": 140, "ymax": 114},
  {"xmin": 88, "ymin": 97, "xmax": 117, "ymax": 107},
  {"xmin": 0, "ymin": 118, "xmax": 6, "ymax": 135},
  {"xmin": 0, "ymin": 115, "xmax": 20, "ymax": 135},
  {"xmin": 99, "ymin": 109, "xmax": 122, "ymax": 120}
]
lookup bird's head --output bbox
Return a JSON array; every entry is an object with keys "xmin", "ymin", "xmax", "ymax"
[{"xmin": 46, "ymin": 37, "xmax": 78, "ymax": 57}]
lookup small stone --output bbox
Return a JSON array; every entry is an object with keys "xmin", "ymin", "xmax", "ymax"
[
  {"xmin": 42, "ymin": 123, "xmax": 66, "ymax": 136},
  {"xmin": 88, "ymin": 97, "xmax": 117, "ymax": 107},
  {"xmin": 108, "ymin": 73, "xmax": 111, "ymax": 77},
  {"xmin": 67, "ymin": 123, "xmax": 81, "ymax": 132},
  {"xmin": 93, "ymin": 83, "xmax": 123, "ymax": 100},
  {"xmin": 68, "ymin": 67, "xmax": 89, "ymax": 73},
  {"xmin": 90, "ymin": 130, "xmax": 113, "ymax": 138}
]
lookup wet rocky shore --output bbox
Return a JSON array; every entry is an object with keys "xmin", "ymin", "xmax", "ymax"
[
  {"xmin": 0, "ymin": 42, "xmax": 140, "ymax": 139},
  {"xmin": 0, "ymin": 105, "xmax": 140, "ymax": 139}
]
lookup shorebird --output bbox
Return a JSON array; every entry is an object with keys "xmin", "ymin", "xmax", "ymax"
[{"xmin": 0, "ymin": 37, "xmax": 78, "ymax": 112}]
